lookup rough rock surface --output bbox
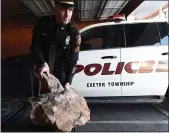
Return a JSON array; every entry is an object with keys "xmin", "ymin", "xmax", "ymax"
[{"xmin": 28, "ymin": 74, "xmax": 90, "ymax": 132}]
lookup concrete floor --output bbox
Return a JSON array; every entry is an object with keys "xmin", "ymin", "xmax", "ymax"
[
  {"xmin": 2, "ymin": 99, "xmax": 169, "ymax": 132},
  {"xmin": 75, "ymin": 101, "xmax": 169, "ymax": 132}
]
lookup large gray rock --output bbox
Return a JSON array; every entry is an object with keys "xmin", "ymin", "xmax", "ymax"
[{"xmin": 28, "ymin": 74, "xmax": 90, "ymax": 132}]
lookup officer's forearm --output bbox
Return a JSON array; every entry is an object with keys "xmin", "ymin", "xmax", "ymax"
[
  {"xmin": 66, "ymin": 50, "xmax": 79, "ymax": 84},
  {"xmin": 66, "ymin": 60, "xmax": 77, "ymax": 84}
]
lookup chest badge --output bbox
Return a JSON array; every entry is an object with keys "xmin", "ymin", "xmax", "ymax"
[{"xmin": 65, "ymin": 36, "xmax": 70, "ymax": 45}]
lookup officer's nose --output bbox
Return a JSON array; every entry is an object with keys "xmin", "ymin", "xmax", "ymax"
[{"xmin": 65, "ymin": 9, "xmax": 69, "ymax": 17}]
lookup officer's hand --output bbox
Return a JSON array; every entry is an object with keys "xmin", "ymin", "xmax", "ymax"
[
  {"xmin": 64, "ymin": 82, "xmax": 70, "ymax": 90},
  {"xmin": 39, "ymin": 62, "xmax": 50, "ymax": 78}
]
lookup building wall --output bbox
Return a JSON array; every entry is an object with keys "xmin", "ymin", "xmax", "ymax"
[
  {"xmin": 144, "ymin": 2, "xmax": 168, "ymax": 20},
  {"xmin": 151, "ymin": 7, "xmax": 168, "ymax": 20},
  {"xmin": 2, "ymin": 14, "xmax": 37, "ymax": 59},
  {"xmin": 2, "ymin": 16, "xmax": 102, "ymax": 59}
]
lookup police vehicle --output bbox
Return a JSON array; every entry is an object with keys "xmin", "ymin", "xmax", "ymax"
[{"xmin": 72, "ymin": 15, "xmax": 169, "ymax": 103}]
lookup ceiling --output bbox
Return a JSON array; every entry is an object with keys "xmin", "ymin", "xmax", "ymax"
[
  {"xmin": 20, "ymin": 0, "xmax": 129, "ymax": 21},
  {"xmin": 2, "ymin": 0, "xmax": 144, "ymax": 22},
  {"xmin": 78, "ymin": 0, "xmax": 129, "ymax": 21}
]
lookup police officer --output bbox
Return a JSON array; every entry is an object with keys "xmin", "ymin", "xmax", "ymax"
[{"xmin": 30, "ymin": 0, "xmax": 81, "ymax": 90}]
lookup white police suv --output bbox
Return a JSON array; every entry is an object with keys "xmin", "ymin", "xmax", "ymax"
[{"xmin": 71, "ymin": 15, "xmax": 169, "ymax": 103}]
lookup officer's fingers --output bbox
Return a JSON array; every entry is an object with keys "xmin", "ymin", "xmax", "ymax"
[
  {"xmin": 39, "ymin": 68, "xmax": 45, "ymax": 78},
  {"xmin": 65, "ymin": 83, "xmax": 70, "ymax": 90},
  {"xmin": 46, "ymin": 66, "xmax": 50, "ymax": 77},
  {"xmin": 46, "ymin": 71, "xmax": 50, "ymax": 78},
  {"xmin": 40, "ymin": 71, "xmax": 43, "ymax": 78}
]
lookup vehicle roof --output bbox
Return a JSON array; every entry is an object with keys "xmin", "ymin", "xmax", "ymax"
[{"xmin": 80, "ymin": 19, "xmax": 168, "ymax": 33}]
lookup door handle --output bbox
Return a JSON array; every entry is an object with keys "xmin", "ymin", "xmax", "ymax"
[
  {"xmin": 101, "ymin": 56, "xmax": 117, "ymax": 59},
  {"xmin": 162, "ymin": 52, "xmax": 169, "ymax": 55}
]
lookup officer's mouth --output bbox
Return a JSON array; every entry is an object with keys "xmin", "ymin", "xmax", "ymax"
[
  {"xmin": 63, "ymin": 18, "xmax": 69, "ymax": 21},
  {"xmin": 63, "ymin": 20, "xmax": 69, "ymax": 23}
]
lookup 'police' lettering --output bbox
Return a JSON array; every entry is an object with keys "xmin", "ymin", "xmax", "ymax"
[
  {"xmin": 101, "ymin": 63, "xmax": 114, "ymax": 75},
  {"xmin": 138, "ymin": 60, "xmax": 155, "ymax": 73},
  {"xmin": 125, "ymin": 61, "xmax": 139, "ymax": 74},
  {"xmin": 75, "ymin": 60, "xmax": 168, "ymax": 76},
  {"xmin": 84, "ymin": 64, "xmax": 102, "ymax": 76},
  {"xmin": 115, "ymin": 62, "xmax": 125, "ymax": 74},
  {"xmin": 75, "ymin": 65, "xmax": 84, "ymax": 73},
  {"xmin": 156, "ymin": 60, "xmax": 168, "ymax": 72}
]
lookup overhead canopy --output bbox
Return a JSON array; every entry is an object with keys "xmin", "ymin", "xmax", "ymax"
[
  {"xmin": 1, "ymin": 0, "xmax": 145, "ymax": 21},
  {"xmin": 21, "ymin": 0, "xmax": 145, "ymax": 21},
  {"xmin": 77, "ymin": 0, "xmax": 129, "ymax": 21}
]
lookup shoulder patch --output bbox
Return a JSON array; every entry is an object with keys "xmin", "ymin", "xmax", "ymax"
[{"xmin": 76, "ymin": 33, "xmax": 81, "ymax": 46}]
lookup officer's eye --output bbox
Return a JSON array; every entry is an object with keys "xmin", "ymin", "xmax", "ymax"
[{"xmin": 68, "ymin": 8, "xmax": 73, "ymax": 12}]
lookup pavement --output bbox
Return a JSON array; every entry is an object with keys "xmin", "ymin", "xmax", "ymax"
[
  {"xmin": 1, "ymin": 99, "xmax": 169, "ymax": 132},
  {"xmin": 75, "ymin": 101, "xmax": 169, "ymax": 132}
]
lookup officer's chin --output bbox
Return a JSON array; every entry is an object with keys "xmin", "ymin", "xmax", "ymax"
[{"xmin": 62, "ymin": 20, "xmax": 70, "ymax": 25}]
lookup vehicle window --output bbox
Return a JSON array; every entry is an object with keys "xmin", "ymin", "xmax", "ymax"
[
  {"xmin": 80, "ymin": 25, "xmax": 124, "ymax": 51},
  {"xmin": 124, "ymin": 23, "xmax": 160, "ymax": 47},
  {"xmin": 157, "ymin": 22, "xmax": 169, "ymax": 45},
  {"xmin": 103, "ymin": 25, "xmax": 124, "ymax": 48},
  {"xmin": 80, "ymin": 26, "xmax": 106, "ymax": 51},
  {"xmin": 84, "ymin": 38, "xmax": 103, "ymax": 49}
]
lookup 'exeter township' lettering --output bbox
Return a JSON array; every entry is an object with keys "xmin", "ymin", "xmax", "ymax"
[{"xmin": 87, "ymin": 82, "xmax": 134, "ymax": 87}]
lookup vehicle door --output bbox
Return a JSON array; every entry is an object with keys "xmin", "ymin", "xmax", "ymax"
[
  {"xmin": 121, "ymin": 22, "xmax": 168, "ymax": 96},
  {"xmin": 71, "ymin": 25, "xmax": 124, "ymax": 97}
]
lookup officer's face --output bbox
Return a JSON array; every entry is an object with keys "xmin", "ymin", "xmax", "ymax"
[{"xmin": 54, "ymin": 5, "xmax": 73, "ymax": 25}]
